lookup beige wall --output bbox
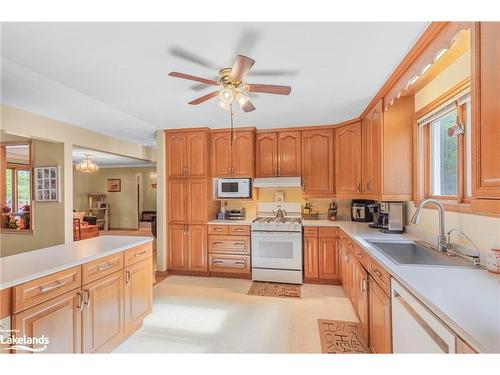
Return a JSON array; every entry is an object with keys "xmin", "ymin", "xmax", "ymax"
[
  {"xmin": 1, "ymin": 139, "xmax": 66, "ymax": 257},
  {"xmin": 73, "ymin": 166, "xmax": 157, "ymax": 229},
  {"xmin": 409, "ymin": 47, "xmax": 500, "ymax": 262}
]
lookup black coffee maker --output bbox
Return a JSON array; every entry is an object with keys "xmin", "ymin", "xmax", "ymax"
[
  {"xmin": 351, "ymin": 199, "xmax": 376, "ymax": 222},
  {"xmin": 367, "ymin": 202, "xmax": 384, "ymax": 229}
]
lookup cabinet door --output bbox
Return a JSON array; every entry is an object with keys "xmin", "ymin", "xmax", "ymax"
[
  {"xmin": 232, "ymin": 130, "xmax": 255, "ymax": 177},
  {"xmin": 186, "ymin": 179, "xmax": 207, "ymax": 223},
  {"xmin": 168, "ymin": 224, "xmax": 187, "ymax": 270},
  {"xmin": 166, "ymin": 133, "xmax": 186, "ymax": 178},
  {"xmin": 354, "ymin": 260, "xmax": 369, "ymax": 338},
  {"xmin": 302, "ymin": 129, "xmax": 335, "ymax": 195},
  {"xmin": 303, "ymin": 237, "xmax": 319, "ymax": 279},
  {"xmin": 186, "ymin": 131, "xmax": 208, "ymax": 178},
  {"xmin": 12, "ymin": 289, "xmax": 82, "ymax": 353},
  {"xmin": 362, "ymin": 102, "xmax": 382, "ymax": 195},
  {"xmin": 335, "ymin": 122, "xmax": 362, "ymax": 195},
  {"xmin": 211, "ymin": 132, "xmax": 232, "ymax": 177},
  {"xmin": 472, "ymin": 22, "xmax": 500, "ymax": 198},
  {"xmin": 168, "ymin": 179, "xmax": 186, "ymax": 224},
  {"xmin": 187, "ymin": 224, "xmax": 208, "ymax": 272},
  {"xmin": 278, "ymin": 131, "xmax": 301, "ymax": 176},
  {"xmin": 256, "ymin": 132, "xmax": 278, "ymax": 177},
  {"xmin": 369, "ymin": 276, "xmax": 392, "ymax": 353},
  {"xmin": 124, "ymin": 258, "xmax": 153, "ymax": 331},
  {"xmin": 318, "ymin": 237, "xmax": 339, "ymax": 280},
  {"xmin": 82, "ymin": 271, "xmax": 124, "ymax": 353}
]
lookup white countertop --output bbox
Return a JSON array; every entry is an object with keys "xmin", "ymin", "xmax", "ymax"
[
  {"xmin": 304, "ymin": 220, "xmax": 500, "ymax": 353},
  {"xmin": 0, "ymin": 236, "xmax": 153, "ymax": 290},
  {"xmin": 208, "ymin": 218, "xmax": 255, "ymax": 225}
]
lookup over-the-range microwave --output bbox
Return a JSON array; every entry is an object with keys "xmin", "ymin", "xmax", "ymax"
[{"xmin": 216, "ymin": 178, "xmax": 251, "ymax": 198}]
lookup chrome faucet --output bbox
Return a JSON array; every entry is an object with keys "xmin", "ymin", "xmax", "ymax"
[
  {"xmin": 446, "ymin": 229, "xmax": 481, "ymax": 267},
  {"xmin": 410, "ymin": 199, "xmax": 447, "ymax": 253}
]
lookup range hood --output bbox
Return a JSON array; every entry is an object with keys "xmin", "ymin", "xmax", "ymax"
[{"xmin": 252, "ymin": 177, "xmax": 302, "ymax": 188}]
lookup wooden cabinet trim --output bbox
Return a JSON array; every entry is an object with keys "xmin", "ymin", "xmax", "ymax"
[
  {"xmin": 208, "ymin": 235, "xmax": 250, "ymax": 254},
  {"xmin": 82, "ymin": 252, "xmax": 124, "ymax": 285},
  {"xmin": 124, "ymin": 243, "xmax": 152, "ymax": 267},
  {"xmin": 228, "ymin": 225, "xmax": 250, "ymax": 236},
  {"xmin": 318, "ymin": 227, "xmax": 339, "ymax": 238},
  {"xmin": 208, "ymin": 254, "xmax": 251, "ymax": 274},
  {"xmin": 303, "ymin": 226, "xmax": 319, "ymax": 238},
  {"xmin": 208, "ymin": 224, "xmax": 229, "ymax": 235}
]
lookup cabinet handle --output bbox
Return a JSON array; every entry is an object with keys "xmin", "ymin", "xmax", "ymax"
[
  {"xmin": 84, "ymin": 289, "xmax": 91, "ymax": 306},
  {"xmin": 357, "ymin": 181, "xmax": 361, "ymax": 193},
  {"xmin": 97, "ymin": 262, "xmax": 115, "ymax": 271},
  {"xmin": 233, "ymin": 261, "xmax": 245, "ymax": 267},
  {"xmin": 126, "ymin": 270, "xmax": 131, "ymax": 285},
  {"xmin": 40, "ymin": 280, "xmax": 66, "ymax": 293},
  {"xmin": 361, "ymin": 278, "xmax": 368, "ymax": 292},
  {"xmin": 213, "ymin": 260, "xmax": 224, "ymax": 265},
  {"xmin": 185, "ymin": 166, "xmax": 189, "ymax": 176},
  {"xmin": 135, "ymin": 250, "xmax": 147, "ymax": 257},
  {"xmin": 213, "ymin": 241, "xmax": 224, "ymax": 245},
  {"xmin": 233, "ymin": 242, "xmax": 245, "ymax": 246},
  {"xmin": 373, "ymin": 268, "xmax": 382, "ymax": 277},
  {"xmin": 233, "ymin": 228, "xmax": 244, "ymax": 232},
  {"xmin": 214, "ymin": 228, "xmax": 224, "ymax": 231},
  {"xmin": 77, "ymin": 291, "xmax": 84, "ymax": 311}
]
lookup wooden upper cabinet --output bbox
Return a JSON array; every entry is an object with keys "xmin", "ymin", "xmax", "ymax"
[
  {"xmin": 301, "ymin": 129, "xmax": 335, "ymax": 196},
  {"xmin": 256, "ymin": 132, "xmax": 278, "ymax": 177},
  {"xmin": 362, "ymin": 101, "xmax": 382, "ymax": 195},
  {"xmin": 186, "ymin": 179, "xmax": 207, "ymax": 224},
  {"xmin": 166, "ymin": 133, "xmax": 186, "ymax": 178},
  {"xmin": 211, "ymin": 131, "xmax": 233, "ymax": 177},
  {"xmin": 168, "ymin": 224, "xmax": 187, "ymax": 270},
  {"xmin": 186, "ymin": 131, "xmax": 208, "ymax": 178},
  {"xmin": 369, "ymin": 276, "xmax": 392, "ymax": 353},
  {"xmin": 168, "ymin": 179, "xmax": 186, "ymax": 224},
  {"xmin": 167, "ymin": 131, "xmax": 208, "ymax": 178},
  {"xmin": 278, "ymin": 131, "xmax": 301, "ymax": 176},
  {"xmin": 232, "ymin": 130, "xmax": 255, "ymax": 177},
  {"xmin": 472, "ymin": 22, "xmax": 500, "ymax": 199},
  {"xmin": 82, "ymin": 271, "xmax": 124, "ymax": 353},
  {"xmin": 187, "ymin": 225, "xmax": 208, "ymax": 272},
  {"xmin": 335, "ymin": 122, "xmax": 362, "ymax": 195}
]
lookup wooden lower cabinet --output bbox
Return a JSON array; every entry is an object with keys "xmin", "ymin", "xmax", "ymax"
[
  {"xmin": 303, "ymin": 228, "xmax": 340, "ymax": 283},
  {"xmin": 168, "ymin": 224, "xmax": 188, "ymax": 270},
  {"xmin": 318, "ymin": 238, "xmax": 339, "ymax": 280},
  {"xmin": 368, "ymin": 276, "xmax": 392, "ymax": 353},
  {"xmin": 12, "ymin": 288, "xmax": 82, "ymax": 353},
  {"xmin": 304, "ymin": 237, "xmax": 319, "ymax": 279},
  {"xmin": 352, "ymin": 259, "xmax": 369, "ymax": 338},
  {"xmin": 207, "ymin": 224, "xmax": 251, "ymax": 276},
  {"xmin": 187, "ymin": 225, "xmax": 208, "ymax": 272},
  {"xmin": 124, "ymin": 258, "xmax": 153, "ymax": 331},
  {"xmin": 82, "ymin": 271, "xmax": 124, "ymax": 353}
]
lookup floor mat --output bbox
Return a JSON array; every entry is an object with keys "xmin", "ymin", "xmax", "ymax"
[
  {"xmin": 247, "ymin": 281, "xmax": 301, "ymax": 298},
  {"xmin": 317, "ymin": 319, "xmax": 370, "ymax": 353}
]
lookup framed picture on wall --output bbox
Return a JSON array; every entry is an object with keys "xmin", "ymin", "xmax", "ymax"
[
  {"xmin": 107, "ymin": 178, "xmax": 121, "ymax": 192},
  {"xmin": 34, "ymin": 166, "xmax": 60, "ymax": 202}
]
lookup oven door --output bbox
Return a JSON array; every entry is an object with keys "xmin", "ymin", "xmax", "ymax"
[{"xmin": 251, "ymin": 231, "xmax": 302, "ymax": 270}]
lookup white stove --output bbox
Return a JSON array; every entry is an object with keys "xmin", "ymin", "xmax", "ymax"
[{"xmin": 251, "ymin": 203, "xmax": 303, "ymax": 284}]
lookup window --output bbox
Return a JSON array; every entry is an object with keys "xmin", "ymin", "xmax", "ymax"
[{"xmin": 417, "ymin": 88, "xmax": 471, "ymax": 203}]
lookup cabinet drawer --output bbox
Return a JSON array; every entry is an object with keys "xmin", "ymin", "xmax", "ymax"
[
  {"xmin": 349, "ymin": 241, "xmax": 370, "ymax": 270},
  {"xmin": 208, "ymin": 225, "xmax": 229, "ymax": 235},
  {"xmin": 318, "ymin": 227, "xmax": 339, "ymax": 238},
  {"xmin": 369, "ymin": 258, "xmax": 391, "ymax": 295},
  {"xmin": 303, "ymin": 226, "xmax": 318, "ymax": 238},
  {"xmin": 208, "ymin": 235, "xmax": 250, "ymax": 254},
  {"xmin": 124, "ymin": 243, "xmax": 152, "ymax": 267},
  {"xmin": 82, "ymin": 252, "xmax": 124, "ymax": 285},
  {"xmin": 209, "ymin": 254, "xmax": 250, "ymax": 274},
  {"xmin": 228, "ymin": 225, "xmax": 250, "ymax": 236},
  {"xmin": 12, "ymin": 266, "xmax": 82, "ymax": 314}
]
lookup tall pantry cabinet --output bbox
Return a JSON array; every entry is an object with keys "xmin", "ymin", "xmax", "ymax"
[{"xmin": 165, "ymin": 129, "xmax": 217, "ymax": 273}]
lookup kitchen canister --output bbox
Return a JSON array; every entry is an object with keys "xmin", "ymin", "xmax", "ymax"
[{"xmin": 486, "ymin": 249, "xmax": 500, "ymax": 274}]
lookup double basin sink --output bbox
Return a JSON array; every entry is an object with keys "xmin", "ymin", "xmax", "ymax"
[{"xmin": 366, "ymin": 240, "xmax": 479, "ymax": 268}]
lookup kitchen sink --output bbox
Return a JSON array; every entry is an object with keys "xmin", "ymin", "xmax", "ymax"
[{"xmin": 366, "ymin": 240, "xmax": 478, "ymax": 268}]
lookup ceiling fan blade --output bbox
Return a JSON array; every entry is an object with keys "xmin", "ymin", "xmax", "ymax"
[
  {"xmin": 241, "ymin": 99, "xmax": 256, "ymax": 113},
  {"xmin": 188, "ymin": 91, "xmax": 219, "ymax": 105},
  {"xmin": 246, "ymin": 84, "xmax": 292, "ymax": 95},
  {"xmin": 169, "ymin": 47, "xmax": 218, "ymax": 69},
  {"xmin": 169, "ymin": 72, "xmax": 219, "ymax": 86},
  {"xmin": 229, "ymin": 55, "xmax": 255, "ymax": 82}
]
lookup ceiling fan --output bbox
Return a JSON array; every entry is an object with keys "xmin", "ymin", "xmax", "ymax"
[{"xmin": 169, "ymin": 55, "xmax": 292, "ymax": 113}]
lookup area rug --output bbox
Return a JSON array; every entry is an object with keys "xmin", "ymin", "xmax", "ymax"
[
  {"xmin": 247, "ymin": 282, "xmax": 301, "ymax": 298},
  {"xmin": 317, "ymin": 319, "xmax": 370, "ymax": 353}
]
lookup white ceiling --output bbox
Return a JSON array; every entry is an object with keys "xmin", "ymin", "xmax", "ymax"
[
  {"xmin": 73, "ymin": 147, "xmax": 155, "ymax": 168},
  {"xmin": 1, "ymin": 22, "xmax": 428, "ymax": 146}
]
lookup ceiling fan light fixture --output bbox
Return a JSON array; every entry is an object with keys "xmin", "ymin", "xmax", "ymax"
[
  {"xmin": 235, "ymin": 92, "xmax": 249, "ymax": 106},
  {"xmin": 218, "ymin": 89, "xmax": 234, "ymax": 105},
  {"xmin": 217, "ymin": 100, "xmax": 231, "ymax": 111},
  {"xmin": 75, "ymin": 154, "xmax": 99, "ymax": 173}
]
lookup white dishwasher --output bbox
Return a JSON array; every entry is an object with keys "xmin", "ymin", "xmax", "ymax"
[{"xmin": 391, "ymin": 279, "xmax": 456, "ymax": 353}]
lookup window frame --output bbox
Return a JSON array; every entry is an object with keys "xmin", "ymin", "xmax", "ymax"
[{"xmin": 414, "ymin": 79, "xmax": 471, "ymax": 207}]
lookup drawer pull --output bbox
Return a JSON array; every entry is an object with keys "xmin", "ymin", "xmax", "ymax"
[
  {"xmin": 77, "ymin": 291, "xmax": 84, "ymax": 311},
  {"xmin": 97, "ymin": 262, "xmax": 115, "ymax": 271},
  {"xmin": 135, "ymin": 250, "xmax": 147, "ymax": 257},
  {"xmin": 213, "ymin": 241, "xmax": 224, "ymax": 245},
  {"xmin": 234, "ymin": 261, "xmax": 245, "ymax": 267},
  {"xmin": 213, "ymin": 260, "xmax": 224, "ymax": 265},
  {"xmin": 233, "ymin": 228, "xmax": 245, "ymax": 231},
  {"xmin": 84, "ymin": 289, "xmax": 91, "ymax": 306},
  {"xmin": 214, "ymin": 228, "xmax": 224, "ymax": 231},
  {"xmin": 373, "ymin": 269, "xmax": 382, "ymax": 277},
  {"xmin": 233, "ymin": 242, "xmax": 245, "ymax": 246},
  {"xmin": 40, "ymin": 280, "xmax": 66, "ymax": 293}
]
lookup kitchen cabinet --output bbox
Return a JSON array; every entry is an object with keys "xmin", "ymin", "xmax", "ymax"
[
  {"xmin": 167, "ymin": 179, "xmax": 186, "ymax": 224},
  {"xmin": 352, "ymin": 259, "xmax": 369, "ymax": 338},
  {"xmin": 168, "ymin": 224, "xmax": 188, "ymax": 270},
  {"xmin": 208, "ymin": 224, "xmax": 251, "ymax": 276},
  {"xmin": 256, "ymin": 130, "xmax": 301, "ymax": 177},
  {"xmin": 318, "ymin": 237, "xmax": 339, "ymax": 280},
  {"xmin": 12, "ymin": 289, "xmax": 82, "ymax": 353},
  {"xmin": 124, "ymin": 258, "xmax": 153, "ymax": 331},
  {"xmin": 362, "ymin": 101, "xmax": 382, "ymax": 195},
  {"xmin": 472, "ymin": 22, "xmax": 500, "ymax": 202},
  {"xmin": 168, "ymin": 224, "xmax": 208, "ymax": 272},
  {"xmin": 303, "ymin": 227, "xmax": 339, "ymax": 283},
  {"xmin": 369, "ymin": 276, "xmax": 392, "ymax": 353},
  {"xmin": 301, "ymin": 129, "xmax": 335, "ymax": 196},
  {"xmin": 82, "ymin": 270, "xmax": 124, "ymax": 353},
  {"xmin": 211, "ymin": 129, "xmax": 255, "ymax": 177},
  {"xmin": 304, "ymin": 237, "xmax": 319, "ymax": 279},
  {"xmin": 335, "ymin": 122, "xmax": 362, "ymax": 195},
  {"xmin": 168, "ymin": 178, "xmax": 209, "ymax": 224},
  {"xmin": 166, "ymin": 130, "xmax": 208, "ymax": 178}
]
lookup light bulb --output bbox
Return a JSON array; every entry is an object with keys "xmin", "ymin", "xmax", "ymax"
[
  {"xmin": 235, "ymin": 92, "xmax": 249, "ymax": 106},
  {"xmin": 218, "ymin": 89, "xmax": 234, "ymax": 105},
  {"xmin": 217, "ymin": 100, "xmax": 231, "ymax": 111}
]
